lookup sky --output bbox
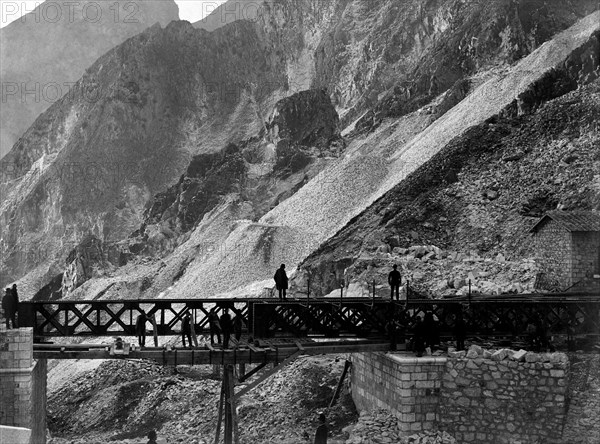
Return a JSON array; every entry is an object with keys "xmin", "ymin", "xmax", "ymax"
[{"xmin": 0, "ymin": 0, "xmax": 227, "ymax": 28}]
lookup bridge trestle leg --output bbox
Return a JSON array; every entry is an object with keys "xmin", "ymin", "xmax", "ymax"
[{"xmin": 214, "ymin": 365, "xmax": 240, "ymax": 444}]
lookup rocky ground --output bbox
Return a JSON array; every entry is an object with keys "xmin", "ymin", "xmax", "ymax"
[
  {"xmin": 44, "ymin": 344, "xmax": 600, "ymax": 444},
  {"xmin": 344, "ymin": 411, "xmax": 456, "ymax": 444},
  {"xmin": 46, "ymin": 355, "xmax": 358, "ymax": 444},
  {"xmin": 314, "ymin": 244, "xmax": 539, "ymax": 300}
]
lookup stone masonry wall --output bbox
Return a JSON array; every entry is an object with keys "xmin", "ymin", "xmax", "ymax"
[
  {"xmin": 571, "ymin": 231, "xmax": 600, "ymax": 292},
  {"xmin": 534, "ymin": 221, "xmax": 572, "ymax": 290},
  {"xmin": 439, "ymin": 349, "xmax": 569, "ymax": 444},
  {"xmin": 0, "ymin": 327, "xmax": 47, "ymax": 444},
  {"xmin": 351, "ymin": 353, "xmax": 447, "ymax": 434},
  {"xmin": 0, "ymin": 328, "xmax": 34, "ymax": 428},
  {"xmin": 351, "ymin": 349, "xmax": 569, "ymax": 443}
]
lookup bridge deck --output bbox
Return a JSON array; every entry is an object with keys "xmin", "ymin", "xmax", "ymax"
[{"xmin": 32, "ymin": 339, "xmax": 393, "ymax": 364}]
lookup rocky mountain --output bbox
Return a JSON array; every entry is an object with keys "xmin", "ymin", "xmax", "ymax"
[
  {"xmin": 0, "ymin": 0, "xmax": 180, "ymax": 159},
  {"xmin": 54, "ymin": 9, "xmax": 600, "ymax": 307},
  {"xmin": 1, "ymin": 0, "xmax": 599, "ymax": 298}
]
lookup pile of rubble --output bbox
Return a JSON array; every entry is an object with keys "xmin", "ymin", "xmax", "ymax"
[
  {"xmin": 341, "ymin": 244, "xmax": 538, "ymax": 298},
  {"xmin": 344, "ymin": 411, "xmax": 456, "ymax": 444},
  {"xmin": 448, "ymin": 344, "xmax": 568, "ymax": 363}
]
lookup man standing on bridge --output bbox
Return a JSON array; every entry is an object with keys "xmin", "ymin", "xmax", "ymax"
[
  {"xmin": 274, "ymin": 264, "xmax": 289, "ymax": 299},
  {"xmin": 136, "ymin": 309, "xmax": 148, "ymax": 347},
  {"xmin": 181, "ymin": 311, "xmax": 196, "ymax": 348},
  {"xmin": 220, "ymin": 307, "xmax": 233, "ymax": 349},
  {"xmin": 2, "ymin": 286, "xmax": 18, "ymax": 329},
  {"xmin": 208, "ymin": 307, "xmax": 222, "ymax": 345},
  {"xmin": 388, "ymin": 264, "xmax": 401, "ymax": 300}
]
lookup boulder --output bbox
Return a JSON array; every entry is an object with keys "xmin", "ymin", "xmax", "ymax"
[
  {"xmin": 490, "ymin": 349, "xmax": 510, "ymax": 361},
  {"xmin": 511, "ymin": 349, "xmax": 527, "ymax": 361},
  {"xmin": 449, "ymin": 350, "xmax": 466, "ymax": 358},
  {"xmin": 525, "ymin": 352, "xmax": 539, "ymax": 363},
  {"xmin": 468, "ymin": 344, "xmax": 483, "ymax": 356},
  {"xmin": 466, "ymin": 349, "xmax": 479, "ymax": 358}
]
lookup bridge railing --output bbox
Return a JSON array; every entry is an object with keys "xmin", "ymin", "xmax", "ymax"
[{"xmin": 16, "ymin": 293, "xmax": 600, "ymax": 340}]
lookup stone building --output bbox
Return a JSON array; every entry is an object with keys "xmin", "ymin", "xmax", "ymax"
[{"xmin": 530, "ymin": 211, "xmax": 600, "ymax": 292}]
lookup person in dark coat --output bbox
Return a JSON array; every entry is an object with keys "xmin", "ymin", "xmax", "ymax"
[
  {"xmin": 181, "ymin": 312, "xmax": 193, "ymax": 348},
  {"xmin": 220, "ymin": 308, "xmax": 232, "ymax": 349},
  {"xmin": 423, "ymin": 311, "xmax": 438, "ymax": 352},
  {"xmin": 274, "ymin": 264, "xmax": 288, "ymax": 299},
  {"xmin": 233, "ymin": 314, "xmax": 244, "ymax": 342},
  {"xmin": 386, "ymin": 317, "xmax": 398, "ymax": 351},
  {"xmin": 413, "ymin": 316, "xmax": 426, "ymax": 357},
  {"xmin": 388, "ymin": 265, "xmax": 401, "ymax": 300},
  {"xmin": 208, "ymin": 308, "xmax": 222, "ymax": 345},
  {"xmin": 314, "ymin": 413, "xmax": 328, "ymax": 444},
  {"xmin": 454, "ymin": 310, "xmax": 467, "ymax": 351},
  {"xmin": 2, "ymin": 287, "xmax": 18, "ymax": 329},
  {"xmin": 135, "ymin": 310, "xmax": 147, "ymax": 347}
]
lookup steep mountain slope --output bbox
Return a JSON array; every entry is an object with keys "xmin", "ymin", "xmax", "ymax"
[
  {"xmin": 301, "ymin": 80, "xmax": 600, "ymax": 297},
  {"xmin": 0, "ymin": 0, "xmax": 180, "ymax": 158},
  {"xmin": 63, "ymin": 11, "xmax": 600, "ymax": 303},
  {"xmin": 198, "ymin": 0, "xmax": 599, "ymax": 125},
  {"xmin": 0, "ymin": 18, "xmax": 292, "ymax": 290},
  {"xmin": 2, "ymin": 1, "xmax": 598, "ymax": 295}
]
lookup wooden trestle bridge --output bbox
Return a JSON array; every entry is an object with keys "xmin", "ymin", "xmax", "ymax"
[{"xmin": 17, "ymin": 293, "xmax": 599, "ymax": 444}]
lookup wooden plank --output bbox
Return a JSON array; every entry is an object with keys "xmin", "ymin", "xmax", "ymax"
[
  {"xmin": 328, "ymin": 359, "xmax": 351, "ymax": 409},
  {"xmin": 234, "ymin": 349, "xmax": 304, "ymax": 400},
  {"xmin": 227, "ymin": 365, "xmax": 240, "ymax": 444},
  {"xmin": 238, "ymin": 362, "xmax": 267, "ymax": 383},
  {"xmin": 214, "ymin": 378, "xmax": 225, "ymax": 444},
  {"xmin": 33, "ymin": 341, "xmax": 393, "ymax": 363}
]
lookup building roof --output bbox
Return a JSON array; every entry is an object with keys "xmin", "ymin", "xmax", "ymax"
[{"xmin": 530, "ymin": 211, "xmax": 600, "ymax": 233}]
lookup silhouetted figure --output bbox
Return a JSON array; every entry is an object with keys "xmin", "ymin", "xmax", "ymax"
[
  {"xmin": 314, "ymin": 413, "xmax": 328, "ymax": 444},
  {"xmin": 388, "ymin": 265, "xmax": 401, "ymax": 300},
  {"xmin": 396, "ymin": 309, "xmax": 408, "ymax": 344},
  {"xmin": 208, "ymin": 308, "xmax": 221, "ymax": 345},
  {"xmin": 567, "ymin": 315, "xmax": 578, "ymax": 351},
  {"xmin": 413, "ymin": 316, "xmax": 426, "ymax": 357},
  {"xmin": 233, "ymin": 314, "xmax": 243, "ymax": 342},
  {"xmin": 182, "ymin": 312, "xmax": 193, "ymax": 348},
  {"xmin": 147, "ymin": 430, "xmax": 157, "ymax": 444},
  {"xmin": 423, "ymin": 311, "xmax": 439, "ymax": 352},
  {"xmin": 135, "ymin": 310, "xmax": 147, "ymax": 347},
  {"xmin": 274, "ymin": 264, "xmax": 288, "ymax": 299},
  {"xmin": 2, "ymin": 287, "xmax": 18, "ymax": 329},
  {"xmin": 454, "ymin": 311, "xmax": 467, "ymax": 351},
  {"xmin": 386, "ymin": 317, "xmax": 398, "ymax": 351},
  {"xmin": 536, "ymin": 317, "xmax": 553, "ymax": 352},
  {"xmin": 220, "ymin": 308, "xmax": 232, "ymax": 349},
  {"xmin": 526, "ymin": 320, "xmax": 538, "ymax": 350},
  {"xmin": 147, "ymin": 312, "xmax": 159, "ymax": 347}
]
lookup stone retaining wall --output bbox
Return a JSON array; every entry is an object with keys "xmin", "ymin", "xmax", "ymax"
[
  {"xmin": 351, "ymin": 352, "xmax": 446, "ymax": 434},
  {"xmin": 351, "ymin": 349, "xmax": 569, "ymax": 443},
  {"xmin": 0, "ymin": 327, "xmax": 47, "ymax": 444},
  {"xmin": 439, "ymin": 349, "xmax": 568, "ymax": 443}
]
